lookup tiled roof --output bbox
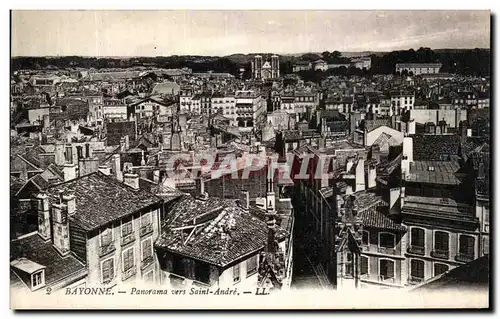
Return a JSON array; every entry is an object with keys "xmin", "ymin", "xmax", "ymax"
[
  {"xmin": 412, "ymin": 134, "xmax": 460, "ymax": 161},
  {"xmin": 402, "ymin": 196, "xmax": 476, "ymax": 222},
  {"xmin": 45, "ymin": 172, "xmax": 162, "ymax": 231},
  {"xmin": 407, "ymin": 161, "xmax": 463, "ymax": 185},
  {"xmin": 10, "ymin": 233, "xmax": 87, "ymax": 287},
  {"xmin": 358, "ymin": 209, "xmax": 405, "ymax": 232},
  {"xmin": 155, "ymin": 195, "xmax": 288, "ymax": 267}
]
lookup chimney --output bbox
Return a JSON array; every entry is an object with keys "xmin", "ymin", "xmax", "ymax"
[
  {"xmin": 62, "ymin": 192, "xmax": 76, "ymax": 215},
  {"xmin": 51, "ymin": 202, "xmax": 70, "ymax": 256},
  {"xmin": 85, "ymin": 143, "xmax": 91, "ymax": 158},
  {"xmin": 355, "ymin": 158, "xmax": 365, "ymax": 192},
  {"xmin": 32, "ymin": 192, "xmax": 51, "ymax": 241},
  {"xmin": 98, "ymin": 165, "xmax": 111, "ymax": 175},
  {"xmin": 266, "ymin": 214, "xmax": 277, "ymax": 255},
  {"xmin": 76, "ymin": 146, "xmax": 83, "ymax": 160},
  {"xmin": 467, "ymin": 128, "xmax": 472, "ymax": 137},
  {"xmin": 367, "ymin": 164, "xmax": 377, "ymax": 189},
  {"xmin": 153, "ymin": 170, "xmax": 160, "ymax": 183},
  {"xmin": 112, "ymin": 154, "xmax": 123, "ymax": 181},
  {"xmin": 240, "ymin": 190, "xmax": 250, "ymax": 210},
  {"xmin": 63, "ymin": 163, "xmax": 77, "ymax": 181},
  {"xmin": 124, "ymin": 173, "xmax": 140, "ymax": 190}
]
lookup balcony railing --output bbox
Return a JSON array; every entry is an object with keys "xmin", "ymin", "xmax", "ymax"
[
  {"xmin": 122, "ymin": 266, "xmax": 137, "ymax": 281},
  {"xmin": 455, "ymin": 252, "xmax": 474, "ymax": 263},
  {"xmin": 99, "ymin": 243, "xmax": 116, "ymax": 257},
  {"xmin": 379, "ymin": 275, "xmax": 395, "ymax": 284},
  {"xmin": 430, "ymin": 249, "xmax": 449, "ymax": 260},
  {"xmin": 140, "ymin": 224, "xmax": 153, "ymax": 237},
  {"xmin": 407, "ymin": 244, "xmax": 425, "ymax": 255},
  {"xmin": 408, "ymin": 276, "xmax": 424, "ymax": 285},
  {"xmin": 121, "ymin": 233, "xmax": 135, "ymax": 246},
  {"xmin": 377, "ymin": 246, "xmax": 395, "ymax": 255},
  {"xmin": 141, "ymin": 256, "xmax": 155, "ymax": 270}
]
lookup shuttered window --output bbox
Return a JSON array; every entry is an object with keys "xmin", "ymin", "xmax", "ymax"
[
  {"xmin": 142, "ymin": 238, "xmax": 153, "ymax": 260},
  {"xmin": 102, "ymin": 258, "xmax": 114, "ymax": 283},
  {"xmin": 434, "ymin": 231, "xmax": 449, "ymax": 251},
  {"xmin": 459, "ymin": 235, "xmax": 475, "ymax": 256},
  {"xmin": 411, "ymin": 228, "xmax": 425, "ymax": 247},
  {"xmin": 362, "ymin": 231, "xmax": 369, "ymax": 246},
  {"xmin": 122, "ymin": 248, "xmax": 134, "ymax": 271},
  {"xmin": 379, "ymin": 259, "xmax": 394, "ymax": 279},
  {"xmin": 233, "ymin": 264, "xmax": 240, "ymax": 283},
  {"xmin": 100, "ymin": 228, "xmax": 112, "ymax": 246},
  {"xmin": 246, "ymin": 255, "xmax": 258, "ymax": 276},
  {"xmin": 380, "ymin": 233, "xmax": 395, "ymax": 248},
  {"xmin": 122, "ymin": 220, "xmax": 133, "ymax": 237},
  {"xmin": 411, "ymin": 259, "xmax": 425, "ymax": 279}
]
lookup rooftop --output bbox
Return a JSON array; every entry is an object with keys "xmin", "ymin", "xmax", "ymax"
[
  {"xmin": 45, "ymin": 172, "xmax": 162, "ymax": 231},
  {"xmin": 155, "ymin": 195, "xmax": 288, "ymax": 267},
  {"xmin": 10, "ymin": 233, "xmax": 87, "ymax": 288}
]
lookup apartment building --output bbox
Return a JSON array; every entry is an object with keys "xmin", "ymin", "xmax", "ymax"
[
  {"xmin": 234, "ymin": 90, "xmax": 266, "ymax": 132},
  {"xmin": 395, "ymin": 63, "xmax": 442, "ymax": 75},
  {"xmin": 10, "ymin": 171, "xmax": 164, "ymax": 294}
]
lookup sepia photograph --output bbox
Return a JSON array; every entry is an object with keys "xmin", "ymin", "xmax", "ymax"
[{"xmin": 8, "ymin": 9, "xmax": 491, "ymax": 310}]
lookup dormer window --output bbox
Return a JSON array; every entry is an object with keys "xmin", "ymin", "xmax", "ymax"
[
  {"xmin": 428, "ymin": 166, "xmax": 435, "ymax": 172},
  {"xmin": 32, "ymin": 270, "xmax": 44, "ymax": 289}
]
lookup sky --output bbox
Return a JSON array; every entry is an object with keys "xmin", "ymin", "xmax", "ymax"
[{"xmin": 11, "ymin": 10, "xmax": 491, "ymax": 57}]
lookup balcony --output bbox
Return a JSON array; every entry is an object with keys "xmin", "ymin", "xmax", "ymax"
[
  {"xmin": 407, "ymin": 245, "xmax": 425, "ymax": 256},
  {"xmin": 379, "ymin": 275, "xmax": 395, "ymax": 284},
  {"xmin": 122, "ymin": 266, "xmax": 137, "ymax": 281},
  {"xmin": 455, "ymin": 252, "xmax": 474, "ymax": 263},
  {"xmin": 99, "ymin": 243, "xmax": 116, "ymax": 257},
  {"xmin": 430, "ymin": 249, "xmax": 449, "ymax": 260},
  {"xmin": 408, "ymin": 276, "xmax": 424, "ymax": 285},
  {"xmin": 141, "ymin": 256, "xmax": 155, "ymax": 271},
  {"xmin": 140, "ymin": 224, "xmax": 153, "ymax": 237},
  {"xmin": 377, "ymin": 247, "xmax": 395, "ymax": 255},
  {"xmin": 121, "ymin": 233, "xmax": 135, "ymax": 246}
]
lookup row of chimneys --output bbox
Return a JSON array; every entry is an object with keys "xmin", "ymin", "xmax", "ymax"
[{"xmin": 32, "ymin": 191, "xmax": 76, "ymax": 256}]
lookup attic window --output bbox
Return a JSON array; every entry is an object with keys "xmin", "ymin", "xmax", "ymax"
[
  {"xmin": 31, "ymin": 270, "xmax": 44, "ymax": 290},
  {"xmin": 427, "ymin": 166, "xmax": 435, "ymax": 172}
]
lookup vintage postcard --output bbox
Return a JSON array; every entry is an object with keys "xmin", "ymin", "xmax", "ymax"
[{"xmin": 9, "ymin": 10, "xmax": 490, "ymax": 309}]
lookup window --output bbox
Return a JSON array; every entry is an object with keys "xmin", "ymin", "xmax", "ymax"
[
  {"xmin": 122, "ymin": 247, "xmax": 135, "ymax": 271},
  {"xmin": 360, "ymin": 256, "xmax": 369, "ymax": 276},
  {"xmin": 434, "ymin": 263, "xmax": 449, "ymax": 276},
  {"xmin": 345, "ymin": 253, "xmax": 354, "ymax": 278},
  {"xmin": 102, "ymin": 258, "xmax": 115, "ymax": 283},
  {"xmin": 246, "ymin": 255, "xmax": 258, "ymax": 276},
  {"xmin": 483, "ymin": 237, "xmax": 490, "ymax": 255},
  {"xmin": 100, "ymin": 227, "xmax": 113, "ymax": 246},
  {"xmin": 434, "ymin": 231, "xmax": 449, "ymax": 251},
  {"xmin": 379, "ymin": 259, "xmax": 395, "ymax": 280},
  {"xmin": 141, "ymin": 212, "xmax": 152, "ymax": 227},
  {"xmin": 121, "ymin": 219, "xmax": 133, "ymax": 237},
  {"xmin": 379, "ymin": 233, "xmax": 395, "ymax": 248},
  {"xmin": 410, "ymin": 259, "xmax": 425, "ymax": 280},
  {"xmin": 32, "ymin": 271, "xmax": 43, "ymax": 288},
  {"xmin": 233, "ymin": 264, "xmax": 241, "ymax": 283},
  {"xmin": 362, "ymin": 231, "xmax": 369, "ymax": 246},
  {"xmin": 459, "ymin": 235, "xmax": 475, "ymax": 257},
  {"xmin": 411, "ymin": 228, "xmax": 425, "ymax": 247},
  {"xmin": 141, "ymin": 238, "xmax": 153, "ymax": 261}
]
